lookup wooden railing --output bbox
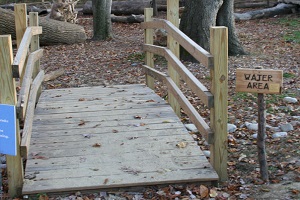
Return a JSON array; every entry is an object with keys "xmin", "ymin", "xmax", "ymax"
[
  {"xmin": 141, "ymin": 8, "xmax": 228, "ymax": 181},
  {"xmin": 0, "ymin": 4, "xmax": 43, "ymax": 197}
]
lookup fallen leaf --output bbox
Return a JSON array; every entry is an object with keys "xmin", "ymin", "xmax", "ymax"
[
  {"xmin": 103, "ymin": 178, "xmax": 109, "ymax": 184},
  {"xmin": 78, "ymin": 98, "xmax": 86, "ymax": 101},
  {"xmin": 291, "ymin": 189, "xmax": 299, "ymax": 194},
  {"xmin": 199, "ymin": 185, "xmax": 209, "ymax": 198},
  {"xmin": 146, "ymin": 99, "xmax": 155, "ymax": 102},
  {"xmin": 112, "ymin": 129, "xmax": 119, "ymax": 133},
  {"xmin": 134, "ymin": 115, "xmax": 142, "ymax": 119},
  {"xmin": 176, "ymin": 142, "xmax": 187, "ymax": 148},
  {"xmin": 78, "ymin": 120, "xmax": 86, "ymax": 126},
  {"xmin": 92, "ymin": 143, "xmax": 101, "ymax": 147},
  {"xmin": 209, "ymin": 188, "xmax": 218, "ymax": 198}
]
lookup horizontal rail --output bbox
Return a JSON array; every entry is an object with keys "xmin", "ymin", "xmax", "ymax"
[
  {"xmin": 21, "ymin": 70, "xmax": 45, "ymax": 158},
  {"xmin": 143, "ymin": 44, "xmax": 214, "ymax": 108},
  {"xmin": 143, "ymin": 65, "xmax": 213, "ymax": 143},
  {"xmin": 17, "ymin": 49, "xmax": 43, "ymax": 120},
  {"xmin": 12, "ymin": 26, "xmax": 42, "ymax": 78},
  {"xmin": 141, "ymin": 19, "xmax": 214, "ymax": 68}
]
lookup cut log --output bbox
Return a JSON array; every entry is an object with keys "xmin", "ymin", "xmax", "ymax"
[
  {"xmin": 83, "ymin": 0, "xmax": 151, "ymax": 15},
  {"xmin": 44, "ymin": 68, "xmax": 65, "ymax": 81},
  {"xmin": 0, "ymin": 8, "xmax": 87, "ymax": 45},
  {"xmin": 278, "ymin": 0, "xmax": 300, "ymax": 5},
  {"xmin": 234, "ymin": 3, "xmax": 298, "ymax": 20},
  {"xmin": 111, "ymin": 14, "xmax": 144, "ymax": 23}
]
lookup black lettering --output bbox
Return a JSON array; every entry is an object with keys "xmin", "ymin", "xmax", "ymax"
[
  {"xmin": 268, "ymin": 75, "xmax": 273, "ymax": 81},
  {"xmin": 257, "ymin": 74, "xmax": 262, "ymax": 81},
  {"xmin": 251, "ymin": 75, "xmax": 257, "ymax": 81},
  {"xmin": 264, "ymin": 83, "xmax": 269, "ymax": 90},
  {"xmin": 262, "ymin": 75, "xmax": 268, "ymax": 81},
  {"xmin": 244, "ymin": 74, "xmax": 251, "ymax": 80},
  {"xmin": 247, "ymin": 82, "xmax": 252, "ymax": 88},
  {"xmin": 258, "ymin": 83, "xmax": 263, "ymax": 89},
  {"xmin": 253, "ymin": 82, "xmax": 258, "ymax": 88}
]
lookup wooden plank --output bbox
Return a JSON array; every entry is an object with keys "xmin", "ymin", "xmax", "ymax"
[
  {"xmin": 165, "ymin": 77, "xmax": 212, "ymax": 142},
  {"xmin": 14, "ymin": 4, "xmax": 27, "ymax": 48},
  {"xmin": 23, "ymin": 167, "xmax": 217, "ymax": 195},
  {"xmin": 141, "ymin": 20, "xmax": 213, "ymax": 68},
  {"xmin": 12, "ymin": 27, "xmax": 43, "ymax": 78},
  {"xmin": 29, "ymin": 12, "xmax": 41, "ymax": 79},
  {"xmin": 143, "ymin": 45, "xmax": 214, "ymax": 108},
  {"xmin": 144, "ymin": 8, "xmax": 155, "ymax": 89},
  {"xmin": 21, "ymin": 71, "xmax": 45, "ymax": 158},
  {"xmin": 236, "ymin": 68, "xmax": 283, "ymax": 94},
  {"xmin": 0, "ymin": 35, "xmax": 24, "ymax": 197},
  {"xmin": 17, "ymin": 49, "xmax": 44, "ymax": 120},
  {"xmin": 30, "ymin": 123, "xmax": 187, "ymax": 139},
  {"xmin": 209, "ymin": 27, "xmax": 228, "ymax": 181},
  {"xmin": 167, "ymin": 0, "xmax": 180, "ymax": 116},
  {"xmin": 23, "ymin": 84, "xmax": 219, "ymax": 195}
]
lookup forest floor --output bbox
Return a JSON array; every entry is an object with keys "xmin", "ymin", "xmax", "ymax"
[{"xmin": 1, "ymin": 8, "xmax": 300, "ymax": 200}]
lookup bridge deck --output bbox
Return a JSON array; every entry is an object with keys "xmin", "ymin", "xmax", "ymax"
[{"xmin": 22, "ymin": 84, "xmax": 218, "ymax": 195}]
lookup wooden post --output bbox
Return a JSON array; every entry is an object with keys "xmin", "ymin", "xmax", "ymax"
[
  {"xmin": 257, "ymin": 93, "xmax": 269, "ymax": 181},
  {"xmin": 144, "ymin": 8, "xmax": 155, "ymax": 90},
  {"xmin": 14, "ymin": 4, "xmax": 27, "ymax": 48},
  {"xmin": 0, "ymin": 35, "xmax": 24, "ymax": 198},
  {"xmin": 167, "ymin": 0, "xmax": 180, "ymax": 116},
  {"xmin": 209, "ymin": 27, "xmax": 228, "ymax": 181},
  {"xmin": 152, "ymin": 0, "xmax": 158, "ymax": 16},
  {"xmin": 29, "ymin": 12, "xmax": 40, "ymax": 79}
]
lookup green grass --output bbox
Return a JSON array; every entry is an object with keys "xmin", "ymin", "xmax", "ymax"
[
  {"xmin": 278, "ymin": 17, "xmax": 300, "ymax": 43},
  {"xmin": 283, "ymin": 72, "xmax": 296, "ymax": 78}
]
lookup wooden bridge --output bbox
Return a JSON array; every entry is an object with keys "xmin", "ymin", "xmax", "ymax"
[{"xmin": 0, "ymin": 3, "xmax": 228, "ymax": 198}]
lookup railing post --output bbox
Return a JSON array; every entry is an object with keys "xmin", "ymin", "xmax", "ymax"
[
  {"xmin": 167, "ymin": 0, "xmax": 180, "ymax": 117},
  {"xmin": 29, "ymin": 12, "xmax": 40, "ymax": 79},
  {"xmin": 0, "ymin": 35, "xmax": 24, "ymax": 198},
  {"xmin": 14, "ymin": 4, "xmax": 27, "ymax": 48},
  {"xmin": 209, "ymin": 27, "xmax": 228, "ymax": 182},
  {"xmin": 144, "ymin": 8, "xmax": 155, "ymax": 90}
]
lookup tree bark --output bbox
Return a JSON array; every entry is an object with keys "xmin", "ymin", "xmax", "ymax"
[
  {"xmin": 179, "ymin": 0, "xmax": 222, "ymax": 62},
  {"xmin": 0, "ymin": 8, "xmax": 87, "ymax": 45},
  {"xmin": 234, "ymin": 3, "xmax": 298, "ymax": 20},
  {"xmin": 217, "ymin": 0, "xmax": 247, "ymax": 56},
  {"xmin": 92, "ymin": 0, "xmax": 112, "ymax": 40},
  {"xmin": 111, "ymin": 14, "xmax": 144, "ymax": 23},
  {"xmin": 257, "ymin": 93, "xmax": 269, "ymax": 182},
  {"xmin": 180, "ymin": 0, "xmax": 246, "ymax": 62}
]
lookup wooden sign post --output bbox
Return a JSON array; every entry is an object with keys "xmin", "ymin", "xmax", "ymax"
[{"xmin": 236, "ymin": 68, "xmax": 283, "ymax": 181}]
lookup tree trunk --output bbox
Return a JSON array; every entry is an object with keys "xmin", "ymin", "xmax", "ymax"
[
  {"xmin": 179, "ymin": 0, "xmax": 222, "ymax": 62},
  {"xmin": 234, "ymin": 3, "xmax": 298, "ymax": 20},
  {"xmin": 217, "ymin": 0, "xmax": 247, "ymax": 56},
  {"xmin": 0, "ymin": 8, "xmax": 87, "ymax": 45},
  {"xmin": 180, "ymin": 0, "xmax": 246, "ymax": 62},
  {"xmin": 92, "ymin": 0, "xmax": 112, "ymax": 40}
]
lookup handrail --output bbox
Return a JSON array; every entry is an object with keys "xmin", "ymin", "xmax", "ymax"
[
  {"xmin": 16, "ymin": 49, "xmax": 43, "ymax": 120},
  {"xmin": 12, "ymin": 26, "xmax": 42, "ymax": 78},
  {"xmin": 141, "ymin": 19, "xmax": 214, "ymax": 68},
  {"xmin": 20, "ymin": 70, "xmax": 45, "ymax": 158},
  {"xmin": 143, "ymin": 65, "xmax": 213, "ymax": 143},
  {"xmin": 143, "ymin": 44, "xmax": 214, "ymax": 108}
]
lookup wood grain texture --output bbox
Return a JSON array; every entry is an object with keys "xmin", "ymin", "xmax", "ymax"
[
  {"xmin": 209, "ymin": 27, "xmax": 228, "ymax": 181},
  {"xmin": 0, "ymin": 35, "xmax": 24, "ymax": 197},
  {"xmin": 23, "ymin": 84, "xmax": 218, "ymax": 195},
  {"xmin": 144, "ymin": 8, "xmax": 155, "ymax": 89},
  {"xmin": 14, "ymin": 4, "xmax": 27, "ymax": 48},
  {"xmin": 167, "ymin": 0, "xmax": 180, "ymax": 116}
]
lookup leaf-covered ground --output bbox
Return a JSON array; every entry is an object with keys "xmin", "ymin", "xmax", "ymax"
[{"xmin": 1, "ymin": 10, "xmax": 300, "ymax": 200}]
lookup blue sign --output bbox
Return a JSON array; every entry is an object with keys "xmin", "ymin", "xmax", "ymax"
[{"xmin": 0, "ymin": 104, "xmax": 17, "ymax": 156}]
